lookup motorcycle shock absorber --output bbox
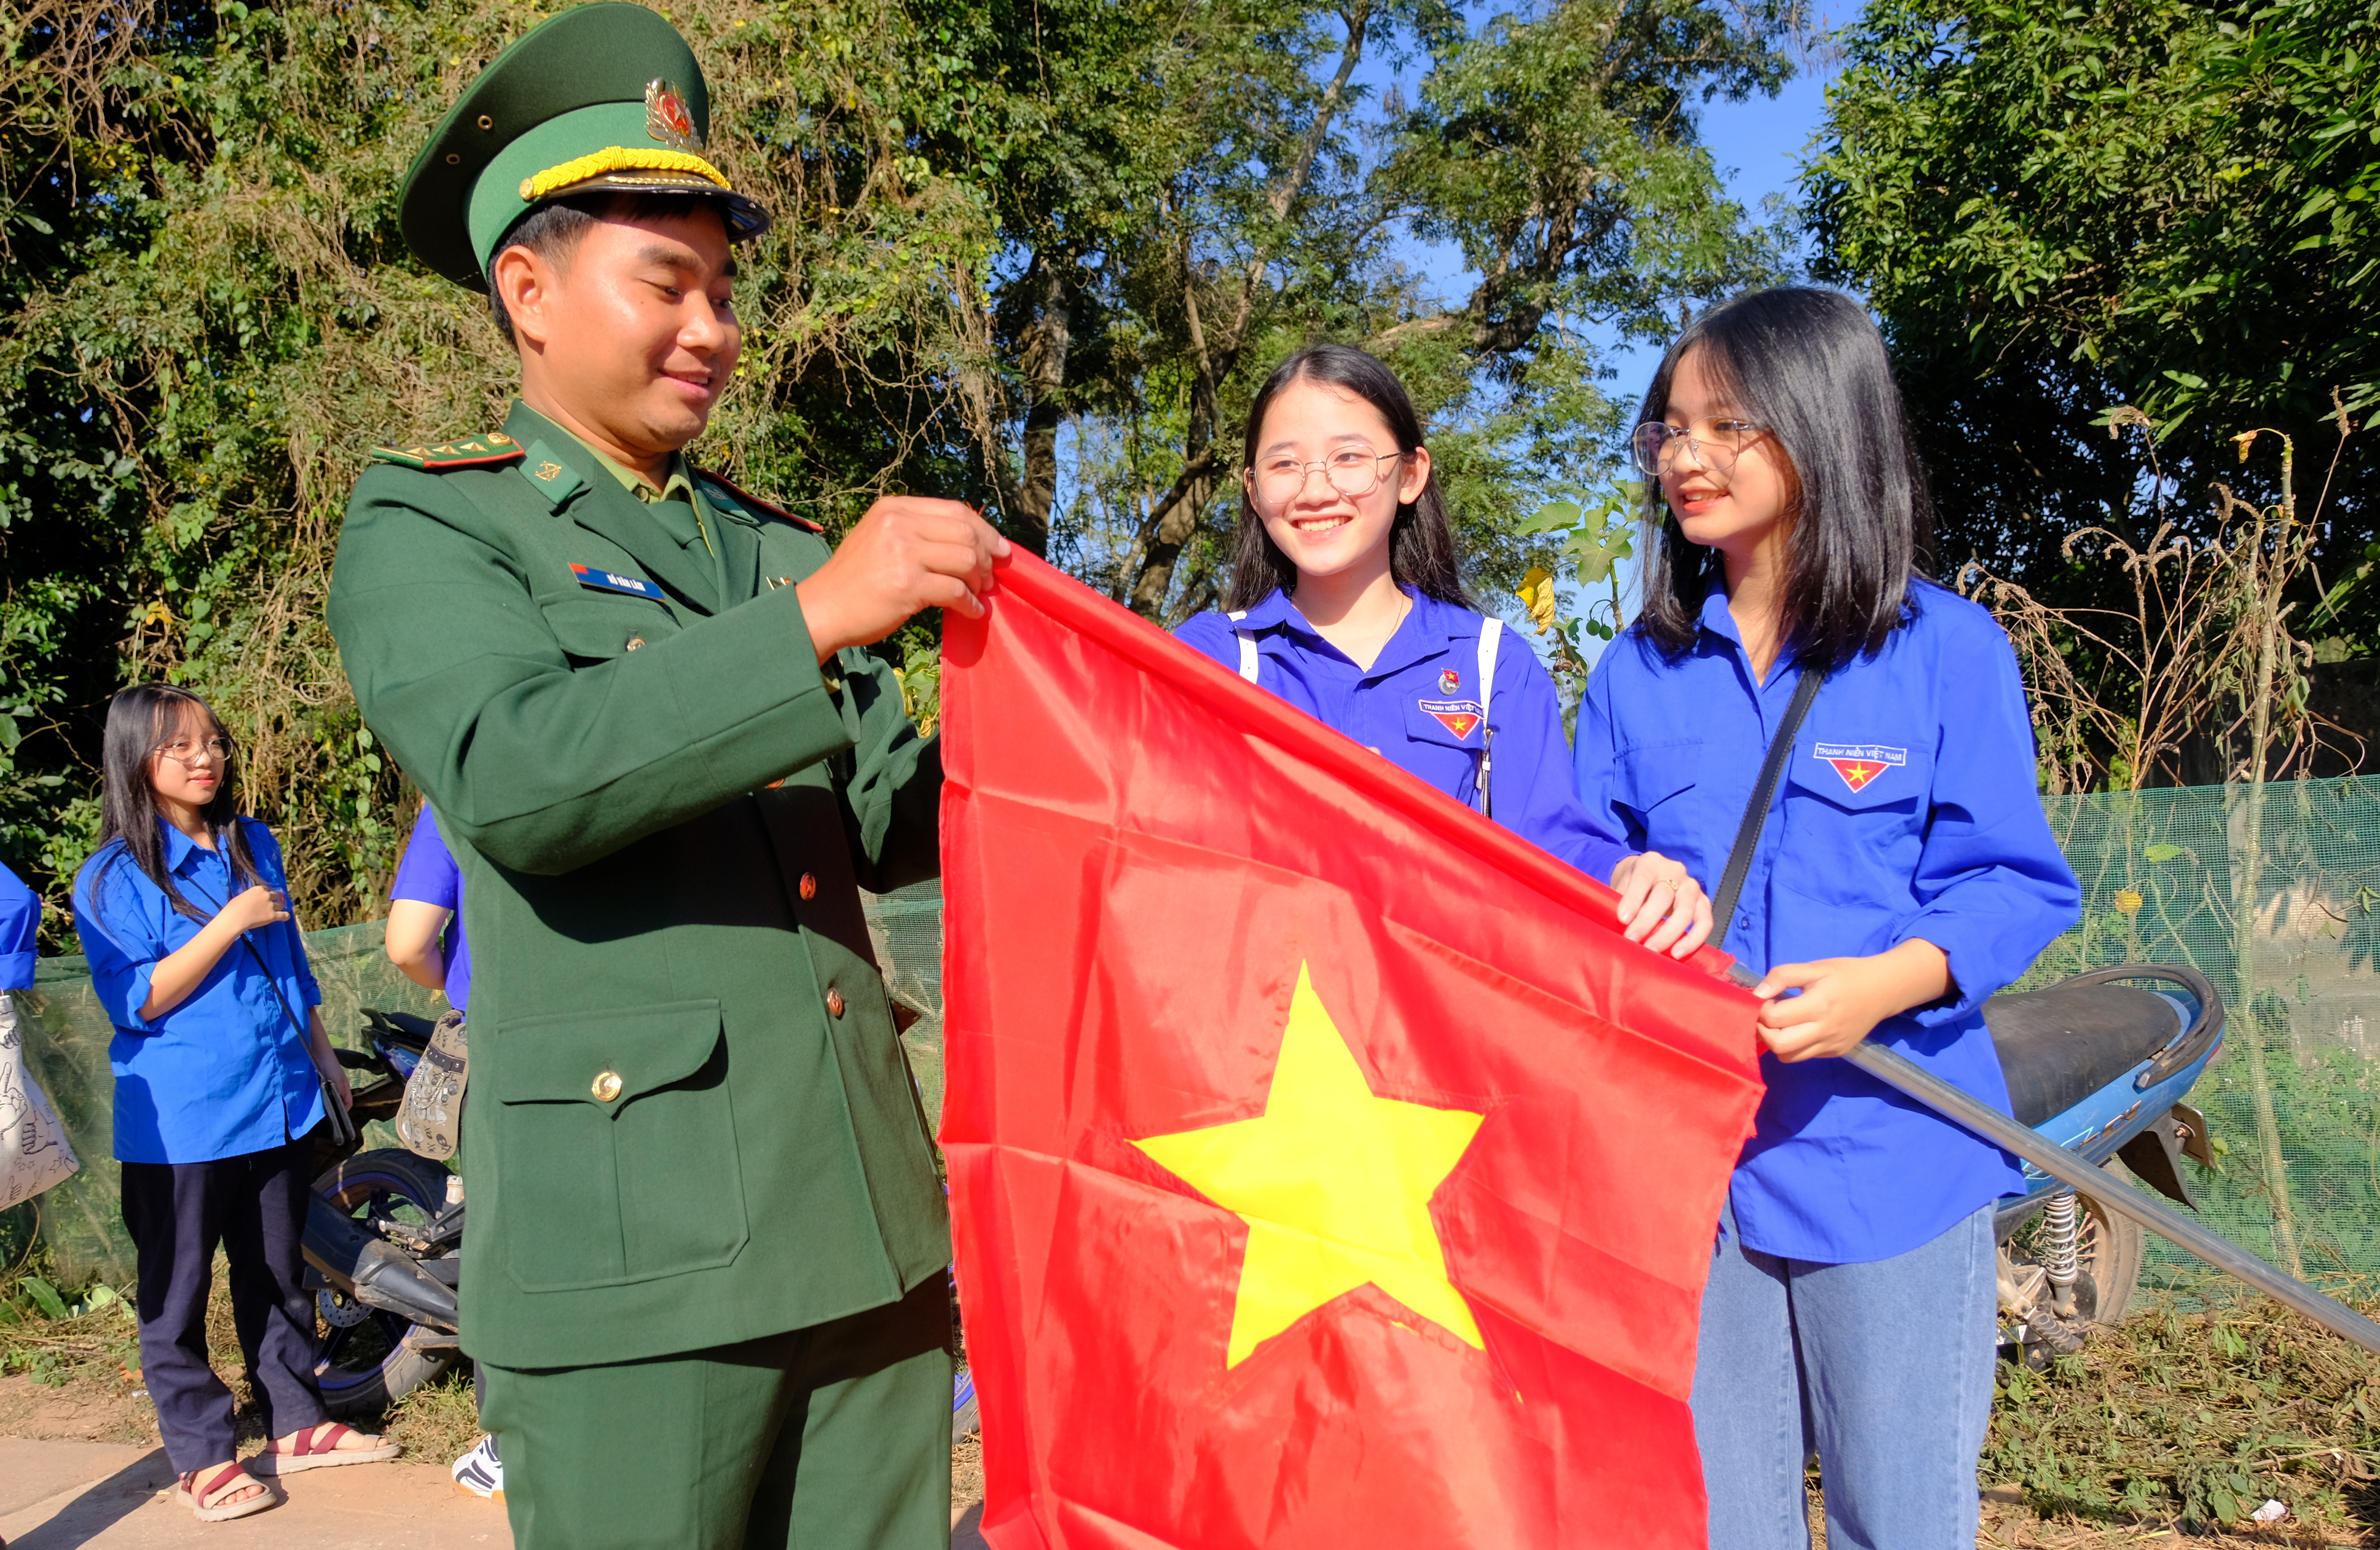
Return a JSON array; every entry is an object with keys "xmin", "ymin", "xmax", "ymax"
[{"xmin": 2040, "ymin": 1189, "xmax": 2081, "ymax": 1318}]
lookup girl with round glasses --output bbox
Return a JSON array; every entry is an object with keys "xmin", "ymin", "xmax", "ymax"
[
  {"xmin": 1174, "ymin": 342, "xmax": 1710, "ymax": 954},
  {"xmin": 74, "ymin": 685, "xmax": 398, "ymax": 1520},
  {"xmin": 1573, "ymin": 289, "xmax": 2080, "ymax": 1549}
]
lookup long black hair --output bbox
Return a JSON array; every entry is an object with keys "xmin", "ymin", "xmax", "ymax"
[
  {"xmin": 91, "ymin": 685, "xmax": 264, "ymax": 923},
  {"xmin": 1633, "ymin": 288, "xmax": 1934, "ymax": 668},
  {"xmin": 1223, "ymin": 343, "xmax": 1474, "ymax": 612}
]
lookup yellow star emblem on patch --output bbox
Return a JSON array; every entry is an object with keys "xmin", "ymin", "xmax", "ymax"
[{"xmin": 1133, "ymin": 962, "xmax": 1487, "ymax": 1368}]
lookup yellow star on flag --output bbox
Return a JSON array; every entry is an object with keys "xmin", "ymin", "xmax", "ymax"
[{"xmin": 1133, "ymin": 962, "xmax": 1487, "ymax": 1367}]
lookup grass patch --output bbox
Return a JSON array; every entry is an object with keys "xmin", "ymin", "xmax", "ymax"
[
  {"xmin": 382, "ymin": 1366, "xmax": 481, "ymax": 1465},
  {"xmin": 1983, "ymin": 1277, "xmax": 2380, "ymax": 1540},
  {"xmin": 0, "ymin": 1232, "xmax": 139, "ymax": 1390}
]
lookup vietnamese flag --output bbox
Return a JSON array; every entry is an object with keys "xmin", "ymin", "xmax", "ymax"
[{"xmin": 940, "ymin": 553, "xmax": 1765, "ymax": 1550}]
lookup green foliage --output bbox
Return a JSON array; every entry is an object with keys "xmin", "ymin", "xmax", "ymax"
[
  {"xmin": 991, "ymin": 0, "xmax": 1798, "ymax": 619},
  {"xmin": 0, "ymin": 0, "xmax": 1015, "ymax": 931},
  {"xmin": 2022, "ymin": 777, "xmax": 2380, "ymax": 1281},
  {"xmin": 1384, "ymin": 0, "xmax": 1794, "ymax": 358},
  {"xmin": 0, "ymin": 0, "xmax": 1794, "ymax": 930},
  {"xmin": 0, "ymin": 1257, "xmax": 138, "ymax": 1389},
  {"xmin": 1808, "ymin": 0, "xmax": 2379, "ymax": 626}
]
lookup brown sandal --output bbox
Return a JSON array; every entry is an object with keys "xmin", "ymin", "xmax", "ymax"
[
  {"xmin": 253, "ymin": 1421, "xmax": 403, "ymax": 1474},
  {"xmin": 175, "ymin": 1461, "xmax": 275, "ymax": 1521}
]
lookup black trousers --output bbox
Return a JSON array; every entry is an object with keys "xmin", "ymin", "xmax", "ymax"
[{"xmin": 121, "ymin": 1136, "xmax": 328, "ymax": 1471}]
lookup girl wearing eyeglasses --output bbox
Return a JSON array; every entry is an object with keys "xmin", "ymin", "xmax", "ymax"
[
  {"xmin": 74, "ymin": 685, "xmax": 398, "ymax": 1522},
  {"xmin": 1174, "ymin": 341, "xmax": 1709, "ymax": 954},
  {"xmin": 1572, "ymin": 289, "xmax": 2080, "ymax": 1548}
]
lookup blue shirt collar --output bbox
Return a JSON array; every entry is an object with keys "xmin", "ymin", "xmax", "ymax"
[
  {"xmin": 1236, "ymin": 586, "xmax": 1471, "ymax": 680},
  {"xmin": 158, "ymin": 819, "xmax": 224, "ymax": 876},
  {"xmin": 1230, "ymin": 588, "xmax": 1302, "ymax": 633},
  {"xmin": 1695, "ymin": 585, "xmax": 1743, "ymax": 647},
  {"xmin": 1695, "ymin": 583, "xmax": 1810, "ymax": 680}
]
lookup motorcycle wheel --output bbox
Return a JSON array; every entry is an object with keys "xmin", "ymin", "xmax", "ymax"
[
  {"xmin": 2074, "ymin": 1159, "xmax": 2146, "ymax": 1326},
  {"xmin": 1999, "ymin": 1157, "xmax": 2148, "ymax": 1363},
  {"xmin": 312, "ymin": 1148, "xmax": 460, "ymax": 1418}
]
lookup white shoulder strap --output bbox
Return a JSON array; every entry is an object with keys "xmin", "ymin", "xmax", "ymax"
[
  {"xmin": 1477, "ymin": 617, "xmax": 1503, "ymax": 723},
  {"xmin": 1227, "ymin": 610, "xmax": 1259, "ymax": 683}
]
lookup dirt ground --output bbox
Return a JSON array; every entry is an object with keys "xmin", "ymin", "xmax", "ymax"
[
  {"xmin": 0, "ymin": 1366, "xmax": 157, "ymax": 1448},
  {"xmin": 1973, "ymin": 1501, "xmax": 2370, "ymax": 1547},
  {"xmin": 0, "ymin": 1361, "xmax": 991, "ymax": 1527},
  {"xmin": 11, "ymin": 1358, "xmax": 2358, "ymax": 1547},
  {"xmin": 5, "ymin": 1263, "xmax": 2371, "ymax": 1545},
  {"xmin": 0, "ymin": 1248, "xmax": 995, "ymax": 1520}
]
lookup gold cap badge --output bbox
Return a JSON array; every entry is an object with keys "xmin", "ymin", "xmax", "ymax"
[{"xmin": 646, "ymin": 79, "xmax": 702, "ymax": 152}]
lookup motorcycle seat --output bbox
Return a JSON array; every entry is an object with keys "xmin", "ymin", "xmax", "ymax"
[{"xmin": 1983, "ymin": 983, "xmax": 2185, "ymax": 1127}]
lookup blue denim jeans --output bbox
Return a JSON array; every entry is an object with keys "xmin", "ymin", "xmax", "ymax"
[{"xmin": 1689, "ymin": 1199, "xmax": 1998, "ymax": 1550}]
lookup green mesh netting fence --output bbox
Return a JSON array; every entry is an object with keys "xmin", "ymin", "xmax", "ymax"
[
  {"xmin": 2025, "ymin": 775, "xmax": 2380, "ymax": 1296},
  {"xmin": 14, "ymin": 919, "xmax": 448, "ymax": 1288},
  {"xmin": 18, "ymin": 785, "xmax": 2375, "ymax": 1300},
  {"xmin": 13, "ymin": 889, "xmax": 946, "ymax": 1290},
  {"xmin": 866, "ymin": 881, "xmax": 947, "ymax": 1130}
]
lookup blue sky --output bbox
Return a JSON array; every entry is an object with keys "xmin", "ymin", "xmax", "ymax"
[
  {"xmin": 1600, "ymin": 66, "xmax": 1839, "ymax": 394},
  {"xmin": 1368, "ymin": 42, "xmax": 1839, "ymax": 398},
  {"xmin": 1415, "ymin": 58, "xmax": 1842, "ymax": 655}
]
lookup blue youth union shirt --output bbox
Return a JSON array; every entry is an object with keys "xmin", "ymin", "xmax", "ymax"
[
  {"xmin": 1574, "ymin": 581, "xmax": 2080, "ymax": 1264},
  {"xmin": 390, "ymin": 804, "xmax": 471, "ymax": 1013},
  {"xmin": 74, "ymin": 817, "xmax": 328, "ymax": 1164},
  {"xmin": 1177, "ymin": 587, "xmax": 1627, "ymax": 879},
  {"xmin": 0, "ymin": 860, "xmax": 38, "ymax": 989}
]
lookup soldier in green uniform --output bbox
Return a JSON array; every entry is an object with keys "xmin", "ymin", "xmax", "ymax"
[{"xmin": 326, "ymin": 6, "xmax": 1006, "ymax": 1544}]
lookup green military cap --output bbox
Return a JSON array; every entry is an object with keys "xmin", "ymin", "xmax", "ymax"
[{"xmin": 399, "ymin": 2, "xmax": 770, "ymax": 292}]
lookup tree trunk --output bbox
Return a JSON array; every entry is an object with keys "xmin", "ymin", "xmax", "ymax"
[
  {"xmin": 1013, "ymin": 259, "xmax": 1074, "ymax": 557},
  {"xmin": 1122, "ymin": 1, "xmax": 1372, "ymax": 619},
  {"xmin": 1129, "ymin": 273, "xmax": 1223, "ymax": 618}
]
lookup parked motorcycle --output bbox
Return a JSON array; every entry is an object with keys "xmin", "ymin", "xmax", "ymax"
[
  {"xmin": 296, "ymin": 973, "xmax": 2231, "ymax": 1418},
  {"xmin": 296, "ymin": 1008, "xmax": 980, "ymax": 1437},
  {"xmin": 302, "ymin": 1009, "xmax": 465, "ymax": 1418},
  {"xmin": 1984, "ymin": 964, "xmax": 2225, "ymax": 1361}
]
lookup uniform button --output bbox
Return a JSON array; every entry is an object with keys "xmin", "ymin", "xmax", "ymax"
[
  {"xmin": 825, "ymin": 988, "xmax": 846, "ymax": 1019},
  {"xmin": 591, "ymin": 1069, "xmax": 623, "ymax": 1103},
  {"xmin": 624, "ymin": 635, "xmax": 646, "ymax": 651},
  {"xmin": 799, "ymin": 872, "xmax": 818, "ymax": 900}
]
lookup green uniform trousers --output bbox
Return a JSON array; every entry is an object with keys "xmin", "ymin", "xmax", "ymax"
[{"xmin": 481, "ymin": 1272, "xmax": 955, "ymax": 1549}]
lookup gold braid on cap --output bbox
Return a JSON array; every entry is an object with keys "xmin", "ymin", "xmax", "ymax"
[{"xmin": 519, "ymin": 146, "xmax": 731, "ymax": 201}]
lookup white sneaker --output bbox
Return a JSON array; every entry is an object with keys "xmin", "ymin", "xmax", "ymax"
[{"xmin": 451, "ymin": 1434, "xmax": 503, "ymax": 1501}]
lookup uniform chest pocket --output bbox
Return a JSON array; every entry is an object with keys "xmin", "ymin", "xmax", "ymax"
[
  {"xmin": 487, "ymin": 999, "xmax": 748, "ymax": 1293},
  {"xmin": 1786, "ymin": 733, "xmax": 1933, "ymax": 814},
  {"xmin": 537, "ymin": 595, "xmax": 679, "ymax": 664},
  {"xmin": 1780, "ymin": 730, "xmax": 1933, "ymax": 910},
  {"xmin": 1401, "ymin": 695, "xmax": 1487, "ymax": 749},
  {"xmin": 1612, "ymin": 740, "xmax": 1702, "ymax": 833}
]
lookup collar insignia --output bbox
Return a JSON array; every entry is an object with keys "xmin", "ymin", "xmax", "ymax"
[
  {"xmin": 1813, "ymin": 741, "xmax": 1908, "ymax": 793},
  {"xmin": 646, "ymin": 80, "xmax": 702, "ymax": 152}
]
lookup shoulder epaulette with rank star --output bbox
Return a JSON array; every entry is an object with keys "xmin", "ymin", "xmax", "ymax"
[
  {"xmin": 694, "ymin": 465, "xmax": 823, "ymax": 532},
  {"xmin": 368, "ymin": 432, "xmax": 527, "ymax": 471}
]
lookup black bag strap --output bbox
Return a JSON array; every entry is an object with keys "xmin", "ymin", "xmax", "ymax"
[
  {"xmin": 1709, "ymin": 663, "xmax": 1827, "ymax": 935},
  {"xmin": 235, "ymin": 935, "xmax": 359, "ymax": 1149},
  {"xmin": 189, "ymin": 864, "xmax": 357, "ymax": 1146}
]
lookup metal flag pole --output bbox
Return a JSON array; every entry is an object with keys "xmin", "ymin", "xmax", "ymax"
[{"xmin": 1842, "ymin": 1039, "xmax": 2380, "ymax": 1356}]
